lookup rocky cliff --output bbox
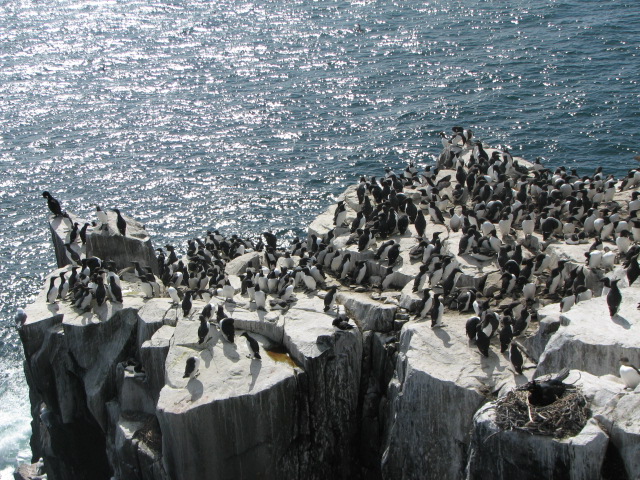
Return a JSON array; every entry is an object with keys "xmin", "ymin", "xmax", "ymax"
[{"xmin": 16, "ymin": 139, "xmax": 640, "ymax": 480}]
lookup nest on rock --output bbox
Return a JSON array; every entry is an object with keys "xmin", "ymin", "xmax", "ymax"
[
  {"xmin": 494, "ymin": 387, "xmax": 590, "ymax": 439},
  {"xmin": 134, "ymin": 416, "xmax": 163, "ymax": 452}
]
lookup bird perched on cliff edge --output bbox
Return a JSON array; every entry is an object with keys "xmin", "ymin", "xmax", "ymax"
[
  {"xmin": 111, "ymin": 208, "xmax": 127, "ymax": 236},
  {"xmin": 42, "ymin": 191, "xmax": 63, "ymax": 217}
]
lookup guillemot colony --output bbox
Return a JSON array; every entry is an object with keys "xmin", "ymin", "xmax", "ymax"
[{"xmin": 15, "ymin": 129, "xmax": 640, "ymax": 480}]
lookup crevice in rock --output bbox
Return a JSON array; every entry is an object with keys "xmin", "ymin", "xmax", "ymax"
[{"xmin": 601, "ymin": 440, "xmax": 628, "ymax": 480}]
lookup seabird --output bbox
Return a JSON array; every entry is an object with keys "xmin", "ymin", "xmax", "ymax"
[
  {"xmin": 619, "ymin": 357, "xmax": 640, "ymax": 389},
  {"xmin": 111, "ymin": 208, "xmax": 127, "ymax": 236},
  {"xmin": 606, "ymin": 279, "xmax": 622, "ymax": 318},
  {"xmin": 182, "ymin": 290, "xmax": 193, "ymax": 317},
  {"xmin": 197, "ymin": 315, "xmax": 210, "ymax": 344},
  {"xmin": 46, "ymin": 277, "xmax": 58, "ymax": 304},
  {"xmin": 509, "ymin": 343, "xmax": 524, "ymax": 375},
  {"xmin": 220, "ymin": 317, "xmax": 235, "ymax": 343},
  {"xmin": 183, "ymin": 356, "xmax": 200, "ymax": 379},
  {"xmin": 42, "ymin": 191, "xmax": 63, "ymax": 217},
  {"xmin": 15, "ymin": 308, "xmax": 27, "ymax": 329},
  {"xmin": 241, "ymin": 332, "xmax": 261, "ymax": 359},
  {"xmin": 324, "ymin": 285, "xmax": 338, "ymax": 312}
]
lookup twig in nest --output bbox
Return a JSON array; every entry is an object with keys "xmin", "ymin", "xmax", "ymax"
[{"xmin": 494, "ymin": 389, "xmax": 590, "ymax": 439}]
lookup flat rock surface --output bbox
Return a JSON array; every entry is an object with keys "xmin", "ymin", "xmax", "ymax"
[
  {"xmin": 536, "ymin": 285, "xmax": 640, "ymax": 377},
  {"xmin": 160, "ymin": 327, "xmax": 298, "ymax": 411}
]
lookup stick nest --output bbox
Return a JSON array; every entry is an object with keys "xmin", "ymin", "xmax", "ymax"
[{"xmin": 494, "ymin": 387, "xmax": 590, "ymax": 439}]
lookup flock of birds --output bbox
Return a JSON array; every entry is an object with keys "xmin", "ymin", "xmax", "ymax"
[
  {"xmin": 31, "ymin": 192, "xmax": 358, "ymax": 381},
  {"xmin": 310, "ymin": 125, "xmax": 640, "ymax": 391},
  {"xmin": 20, "ymin": 127, "xmax": 640, "ymax": 394}
]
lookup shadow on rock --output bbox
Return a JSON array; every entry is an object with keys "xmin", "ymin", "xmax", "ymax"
[
  {"xmin": 223, "ymin": 342, "xmax": 240, "ymax": 362},
  {"xmin": 187, "ymin": 378, "xmax": 204, "ymax": 402},
  {"xmin": 249, "ymin": 359, "xmax": 262, "ymax": 392}
]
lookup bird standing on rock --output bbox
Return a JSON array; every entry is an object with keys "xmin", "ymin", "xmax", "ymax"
[
  {"xmin": 619, "ymin": 357, "xmax": 640, "ymax": 389},
  {"xmin": 510, "ymin": 343, "xmax": 524, "ymax": 375},
  {"xmin": 475, "ymin": 330, "xmax": 490, "ymax": 357},
  {"xmin": 241, "ymin": 332, "xmax": 261, "ymax": 360},
  {"xmin": 183, "ymin": 356, "xmax": 200, "ymax": 379},
  {"xmin": 607, "ymin": 279, "xmax": 622, "ymax": 318},
  {"xmin": 465, "ymin": 316, "xmax": 481, "ymax": 341},
  {"xmin": 415, "ymin": 211, "xmax": 427, "ymax": 238},
  {"xmin": 324, "ymin": 285, "xmax": 338, "ymax": 312},
  {"xmin": 197, "ymin": 315, "xmax": 210, "ymax": 344},
  {"xmin": 168, "ymin": 286, "xmax": 181, "ymax": 305},
  {"xmin": 46, "ymin": 277, "xmax": 58, "ymax": 304},
  {"xmin": 182, "ymin": 290, "xmax": 193, "ymax": 317},
  {"xmin": 430, "ymin": 294, "xmax": 444, "ymax": 328},
  {"xmin": 626, "ymin": 253, "xmax": 640, "ymax": 286},
  {"xmin": 111, "ymin": 208, "xmax": 127, "ymax": 236},
  {"xmin": 42, "ymin": 191, "xmax": 63, "ymax": 217},
  {"xmin": 387, "ymin": 243, "xmax": 400, "ymax": 267},
  {"xmin": 220, "ymin": 317, "xmax": 235, "ymax": 343}
]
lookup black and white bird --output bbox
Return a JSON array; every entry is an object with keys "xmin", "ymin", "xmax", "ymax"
[
  {"xmin": 220, "ymin": 317, "xmax": 235, "ymax": 343},
  {"xmin": 182, "ymin": 290, "xmax": 193, "ymax": 317},
  {"xmin": 95, "ymin": 276, "xmax": 107, "ymax": 307},
  {"xmin": 46, "ymin": 277, "xmax": 58, "ymax": 304},
  {"xmin": 183, "ymin": 356, "xmax": 200, "ymax": 379},
  {"xmin": 324, "ymin": 286, "xmax": 338, "ymax": 312},
  {"xmin": 332, "ymin": 306, "xmax": 355, "ymax": 330},
  {"xmin": 241, "ymin": 332, "xmax": 261, "ymax": 360},
  {"xmin": 430, "ymin": 294, "xmax": 444, "ymax": 328},
  {"xmin": 607, "ymin": 279, "xmax": 622, "ymax": 318},
  {"xmin": 168, "ymin": 286, "xmax": 181, "ymax": 305},
  {"xmin": 619, "ymin": 357, "xmax": 640, "ymax": 389},
  {"xmin": 476, "ymin": 330, "xmax": 490, "ymax": 357},
  {"xmin": 254, "ymin": 284, "xmax": 267, "ymax": 311},
  {"xmin": 109, "ymin": 276, "xmax": 123, "ymax": 303},
  {"xmin": 112, "ymin": 208, "xmax": 127, "ymax": 236},
  {"xmin": 197, "ymin": 315, "xmax": 210, "ymax": 344},
  {"xmin": 465, "ymin": 316, "xmax": 481, "ymax": 341},
  {"xmin": 510, "ymin": 343, "xmax": 524, "ymax": 375}
]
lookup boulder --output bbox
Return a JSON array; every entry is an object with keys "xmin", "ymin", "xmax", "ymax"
[
  {"xmin": 48, "ymin": 213, "xmax": 87, "ymax": 268},
  {"xmin": 225, "ymin": 251, "xmax": 261, "ymax": 276},
  {"xmin": 468, "ymin": 370, "xmax": 627, "ymax": 480},
  {"xmin": 467, "ymin": 406, "xmax": 608, "ymax": 480},
  {"xmin": 535, "ymin": 287, "xmax": 640, "ymax": 378},
  {"xmin": 86, "ymin": 209, "xmax": 158, "ymax": 274},
  {"xmin": 156, "ymin": 294, "xmax": 362, "ymax": 480},
  {"xmin": 140, "ymin": 325, "xmax": 174, "ymax": 403},
  {"xmin": 337, "ymin": 291, "xmax": 396, "ymax": 332},
  {"xmin": 381, "ymin": 316, "xmax": 522, "ymax": 480},
  {"xmin": 601, "ymin": 394, "xmax": 640, "ymax": 479}
]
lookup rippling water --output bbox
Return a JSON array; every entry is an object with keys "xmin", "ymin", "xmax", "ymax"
[{"xmin": 0, "ymin": 0, "xmax": 638, "ymax": 472}]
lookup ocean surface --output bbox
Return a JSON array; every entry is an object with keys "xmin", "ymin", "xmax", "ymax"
[{"xmin": 0, "ymin": 0, "xmax": 638, "ymax": 474}]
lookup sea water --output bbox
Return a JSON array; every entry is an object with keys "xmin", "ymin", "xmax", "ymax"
[{"xmin": 0, "ymin": 0, "xmax": 638, "ymax": 473}]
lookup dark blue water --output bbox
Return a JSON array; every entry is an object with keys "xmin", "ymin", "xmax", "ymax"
[{"xmin": 0, "ymin": 0, "xmax": 638, "ymax": 473}]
